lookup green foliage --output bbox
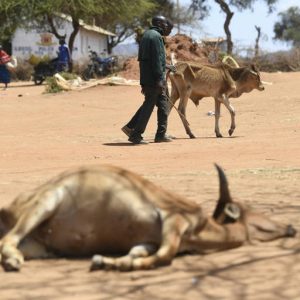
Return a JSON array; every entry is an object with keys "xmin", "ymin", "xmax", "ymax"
[
  {"xmin": 1, "ymin": 0, "xmax": 157, "ymax": 53},
  {"xmin": 0, "ymin": 1, "xmax": 20, "ymax": 44},
  {"xmin": 28, "ymin": 55, "xmax": 51, "ymax": 66},
  {"xmin": 190, "ymin": 0, "xmax": 278, "ymax": 15},
  {"xmin": 45, "ymin": 77, "xmax": 64, "ymax": 93},
  {"xmin": 274, "ymin": 6, "xmax": 300, "ymax": 47},
  {"xmin": 59, "ymin": 72, "xmax": 78, "ymax": 80},
  {"xmin": 190, "ymin": 0, "xmax": 279, "ymax": 54},
  {"xmin": 44, "ymin": 72, "xmax": 78, "ymax": 93},
  {"xmin": 95, "ymin": 0, "xmax": 157, "ymax": 50},
  {"xmin": 228, "ymin": 0, "xmax": 277, "ymax": 12}
]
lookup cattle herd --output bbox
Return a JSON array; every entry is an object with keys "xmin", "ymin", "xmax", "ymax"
[{"xmin": 0, "ymin": 60, "xmax": 297, "ymax": 272}]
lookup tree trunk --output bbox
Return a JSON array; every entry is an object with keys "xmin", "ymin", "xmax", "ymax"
[
  {"xmin": 214, "ymin": 0, "xmax": 234, "ymax": 55},
  {"xmin": 254, "ymin": 25, "xmax": 261, "ymax": 59},
  {"xmin": 46, "ymin": 14, "xmax": 66, "ymax": 41},
  {"xmin": 107, "ymin": 26, "xmax": 134, "ymax": 54},
  {"xmin": 67, "ymin": 17, "xmax": 80, "ymax": 72},
  {"xmin": 69, "ymin": 18, "xmax": 80, "ymax": 55},
  {"xmin": 46, "ymin": 14, "xmax": 80, "ymax": 72},
  {"xmin": 107, "ymin": 36, "xmax": 114, "ymax": 54}
]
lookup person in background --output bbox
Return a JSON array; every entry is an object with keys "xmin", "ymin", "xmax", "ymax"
[
  {"xmin": 122, "ymin": 16, "xmax": 175, "ymax": 144},
  {"xmin": 57, "ymin": 38, "xmax": 71, "ymax": 72},
  {"xmin": 0, "ymin": 45, "xmax": 11, "ymax": 90}
]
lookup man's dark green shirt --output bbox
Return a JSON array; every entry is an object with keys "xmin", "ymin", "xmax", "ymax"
[{"xmin": 138, "ymin": 26, "xmax": 166, "ymax": 86}]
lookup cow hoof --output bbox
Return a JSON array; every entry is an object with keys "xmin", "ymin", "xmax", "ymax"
[
  {"xmin": 2, "ymin": 257, "xmax": 22, "ymax": 272},
  {"xmin": 286, "ymin": 225, "xmax": 297, "ymax": 237},
  {"xmin": 228, "ymin": 129, "xmax": 234, "ymax": 136},
  {"xmin": 90, "ymin": 255, "xmax": 104, "ymax": 271},
  {"xmin": 189, "ymin": 134, "xmax": 196, "ymax": 139},
  {"xmin": 216, "ymin": 134, "xmax": 223, "ymax": 138}
]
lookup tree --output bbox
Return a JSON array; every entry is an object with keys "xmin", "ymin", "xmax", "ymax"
[
  {"xmin": 274, "ymin": 6, "xmax": 300, "ymax": 47},
  {"xmin": 0, "ymin": 0, "xmax": 26, "ymax": 49},
  {"xmin": 102, "ymin": 0, "xmax": 177, "ymax": 51},
  {"xmin": 254, "ymin": 25, "xmax": 261, "ymax": 59},
  {"xmin": 173, "ymin": 0, "xmax": 200, "ymax": 34},
  {"xmin": 95, "ymin": 0, "xmax": 157, "ymax": 53},
  {"xmin": 0, "ymin": 0, "xmax": 156, "ymax": 55},
  {"xmin": 190, "ymin": 0, "xmax": 278, "ymax": 54},
  {"xmin": 97, "ymin": 0, "xmax": 198, "ymax": 52}
]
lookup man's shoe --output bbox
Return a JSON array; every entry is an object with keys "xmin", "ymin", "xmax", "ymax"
[
  {"xmin": 128, "ymin": 137, "xmax": 149, "ymax": 145},
  {"xmin": 165, "ymin": 134, "xmax": 176, "ymax": 139},
  {"xmin": 154, "ymin": 135, "xmax": 173, "ymax": 143},
  {"xmin": 121, "ymin": 125, "xmax": 133, "ymax": 137}
]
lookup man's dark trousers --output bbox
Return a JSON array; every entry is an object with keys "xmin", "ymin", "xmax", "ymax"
[{"xmin": 128, "ymin": 86, "xmax": 169, "ymax": 140}]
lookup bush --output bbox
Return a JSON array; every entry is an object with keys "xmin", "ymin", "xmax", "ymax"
[
  {"xmin": 28, "ymin": 54, "xmax": 51, "ymax": 66},
  {"xmin": 44, "ymin": 77, "xmax": 64, "ymax": 93},
  {"xmin": 286, "ymin": 48, "xmax": 300, "ymax": 71},
  {"xmin": 44, "ymin": 72, "xmax": 78, "ymax": 93},
  {"xmin": 238, "ymin": 47, "xmax": 300, "ymax": 72},
  {"xmin": 9, "ymin": 59, "xmax": 33, "ymax": 81},
  {"xmin": 59, "ymin": 71, "xmax": 78, "ymax": 80}
]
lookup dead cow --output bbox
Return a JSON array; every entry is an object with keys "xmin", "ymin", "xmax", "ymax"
[
  {"xmin": 168, "ymin": 62, "xmax": 265, "ymax": 138},
  {"xmin": 0, "ymin": 165, "xmax": 296, "ymax": 272}
]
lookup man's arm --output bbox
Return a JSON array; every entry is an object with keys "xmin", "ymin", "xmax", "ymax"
[{"xmin": 150, "ymin": 34, "xmax": 165, "ymax": 83}]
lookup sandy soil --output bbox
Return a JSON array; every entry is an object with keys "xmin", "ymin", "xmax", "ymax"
[{"xmin": 0, "ymin": 71, "xmax": 300, "ymax": 300}]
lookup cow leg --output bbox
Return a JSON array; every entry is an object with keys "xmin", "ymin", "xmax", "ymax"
[
  {"xmin": 91, "ymin": 214, "xmax": 188, "ymax": 271},
  {"xmin": 178, "ymin": 88, "xmax": 195, "ymax": 138},
  {"xmin": 168, "ymin": 82, "xmax": 179, "ymax": 113},
  {"xmin": 214, "ymin": 98, "xmax": 222, "ymax": 137},
  {"xmin": 90, "ymin": 243, "xmax": 157, "ymax": 272},
  {"xmin": 131, "ymin": 215, "xmax": 188, "ymax": 270},
  {"xmin": 220, "ymin": 95, "xmax": 236, "ymax": 136},
  {"xmin": 0, "ymin": 190, "xmax": 65, "ymax": 271}
]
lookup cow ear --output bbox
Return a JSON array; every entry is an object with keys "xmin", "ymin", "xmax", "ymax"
[
  {"xmin": 251, "ymin": 64, "xmax": 258, "ymax": 72},
  {"xmin": 212, "ymin": 164, "xmax": 233, "ymax": 219},
  {"xmin": 0, "ymin": 209, "xmax": 9, "ymax": 239},
  {"xmin": 224, "ymin": 203, "xmax": 240, "ymax": 220}
]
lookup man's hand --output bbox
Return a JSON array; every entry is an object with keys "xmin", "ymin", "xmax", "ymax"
[
  {"xmin": 157, "ymin": 80, "xmax": 166, "ymax": 89},
  {"xmin": 156, "ymin": 80, "xmax": 167, "ymax": 95},
  {"xmin": 166, "ymin": 64, "xmax": 176, "ymax": 73}
]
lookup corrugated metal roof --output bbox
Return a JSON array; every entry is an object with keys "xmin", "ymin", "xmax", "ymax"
[{"xmin": 80, "ymin": 23, "xmax": 116, "ymax": 36}]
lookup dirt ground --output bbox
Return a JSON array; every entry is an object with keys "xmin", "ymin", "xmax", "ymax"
[{"xmin": 0, "ymin": 71, "xmax": 300, "ymax": 300}]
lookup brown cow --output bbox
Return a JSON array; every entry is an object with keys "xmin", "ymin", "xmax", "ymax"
[
  {"xmin": 0, "ymin": 164, "xmax": 296, "ymax": 272},
  {"xmin": 168, "ymin": 62, "xmax": 265, "ymax": 138}
]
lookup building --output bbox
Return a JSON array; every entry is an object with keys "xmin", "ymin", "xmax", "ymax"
[{"xmin": 12, "ymin": 14, "xmax": 115, "ymax": 63}]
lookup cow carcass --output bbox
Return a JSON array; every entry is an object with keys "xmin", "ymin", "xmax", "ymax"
[{"xmin": 0, "ymin": 164, "xmax": 295, "ymax": 272}]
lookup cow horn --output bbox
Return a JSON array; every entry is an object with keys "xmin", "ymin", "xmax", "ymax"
[{"xmin": 212, "ymin": 164, "xmax": 233, "ymax": 219}]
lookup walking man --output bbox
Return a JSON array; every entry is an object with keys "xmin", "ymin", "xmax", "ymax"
[{"xmin": 122, "ymin": 16, "xmax": 174, "ymax": 144}]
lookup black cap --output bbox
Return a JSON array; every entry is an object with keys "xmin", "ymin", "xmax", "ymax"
[{"xmin": 152, "ymin": 15, "xmax": 173, "ymax": 36}]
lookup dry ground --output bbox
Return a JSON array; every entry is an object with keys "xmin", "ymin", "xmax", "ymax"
[{"xmin": 0, "ymin": 72, "xmax": 300, "ymax": 300}]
